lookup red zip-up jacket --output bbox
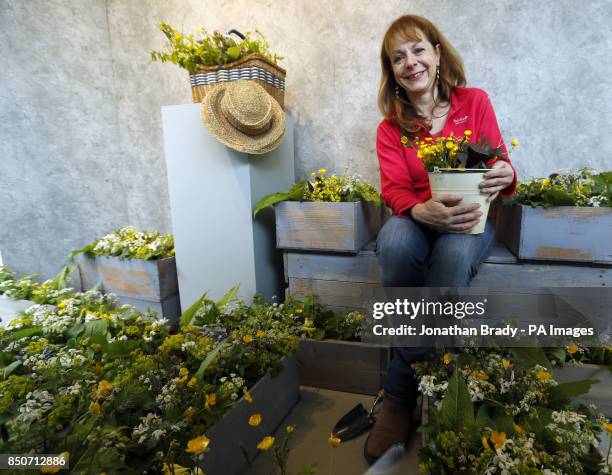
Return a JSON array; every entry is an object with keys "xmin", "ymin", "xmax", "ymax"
[{"xmin": 377, "ymin": 86, "xmax": 517, "ymax": 217}]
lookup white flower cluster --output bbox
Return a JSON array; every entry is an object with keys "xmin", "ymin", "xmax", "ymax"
[
  {"xmin": 219, "ymin": 374, "xmax": 245, "ymax": 400},
  {"xmin": 418, "ymin": 375, "xmax": 449, "ymax": 397},
  {"xmin": 14, "ymin": 390, "xmax": 54, "ymax": 425},
  {"xmin": 466, "ymin": 377, "xmax": 496, "ymax": 402},
  {"xmin": 23, "ymin": 348, "xmax": 87, "ymax": 372},
  {"xmin": 133, "ymin": 412, "xmax": 164, "ymax": 444},
  {"xmin": 551, "ymin": 410, "xmax": 586, "ymax": 427}
]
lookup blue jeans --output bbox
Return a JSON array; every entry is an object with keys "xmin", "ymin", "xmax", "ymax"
[{"xmin": 376, "ymin": 215, "xmax": 496, "ymax": 405}]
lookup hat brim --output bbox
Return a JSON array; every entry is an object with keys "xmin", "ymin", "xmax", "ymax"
[{"xmin": 200, "ymin": 83, "xmax": 286, "ymax": 155}]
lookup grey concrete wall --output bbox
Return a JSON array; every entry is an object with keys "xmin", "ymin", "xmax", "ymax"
[{"xmin": 1, "ymin": 0, "xmax": 611, "ymax": 278}]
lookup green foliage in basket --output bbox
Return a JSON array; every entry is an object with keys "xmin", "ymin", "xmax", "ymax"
[
  {"xmin": 151, "ymin": 22, "xmax": 283, "ymax": 74},
  {"xmin": 70, "ymin": 226, "xmax": 174, "ymax": 261},
  {"xmin": 415, "ymin": 347, "xmax": 610, "ymax": 474},
  {"xmin": 253, "ymin": 168, "xmax": 382, "ymax": 217},
  {"xmin": 504, "ymin": 168, "xmax": 612, "ymax": 208}
]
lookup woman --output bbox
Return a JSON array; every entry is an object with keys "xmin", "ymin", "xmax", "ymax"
[{"xmin": 364, "ymin": 15, "xmax": 517, "ymax": 464}]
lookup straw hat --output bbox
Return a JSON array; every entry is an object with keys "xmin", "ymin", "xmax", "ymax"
[{"xmin": 200, "ymin": 80, "xmax": 285, "ymax": 155}]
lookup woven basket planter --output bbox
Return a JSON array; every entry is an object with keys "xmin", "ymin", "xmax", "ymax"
[{"xmin": 189, "ymin": 54, "xmax": 286, "ymax": 108}]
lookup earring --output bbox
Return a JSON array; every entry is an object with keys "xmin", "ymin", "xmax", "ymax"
[
  {"xmin": 394, "ymin": 85, "xmax": 400, "ymax": 98},
  {"xmin": 436, "ymin": 66, "xmax": 440, "ymax": 83}
]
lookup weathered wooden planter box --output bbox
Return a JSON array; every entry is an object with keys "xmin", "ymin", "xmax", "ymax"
[
  {"xmin": 275, "ymin": 201, "xmax": 382, "ymax": 253},
  {"xmin": 76, "ymin": 255, "xmax": 181, "ymax": 323},
  {"xmin": 496, "ymin": 204, "xmax": 612, "ymax": 264},
  {"xmin": 553, "ymin": 363, "xmax": 612, "ymax": 416},
  {"xmin": 297, "ymin": 338, "xmax": 389, "ymax": 395},
  {"xmin": 199, "ymin": 355, "xmax": 299, "ymax": 475}
]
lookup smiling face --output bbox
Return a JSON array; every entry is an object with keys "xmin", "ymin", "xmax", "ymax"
[{"xmin": 389, "ymin": 29, "xmax": 440, "ymax": 98}]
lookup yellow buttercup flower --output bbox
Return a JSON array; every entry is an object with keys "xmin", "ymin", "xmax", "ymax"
[
  {"xmin": 318, "ymin": 168, "xmax": 327, "ymax": 175},
  {"xmin": 179, "ymin": 367, "xmax": 189, "ymax": 377},
  {"xmin": 89, "ymin": 401, "xmax": 101, "ymax": 414},
  {"xmin": 243, "ymin": 334, "xmax": 253, "ymax": 343},
  {"xmin": 187, "ymin": 377, "xmax": 197, "ymax": 388},
  {"xmin": 442, "ymin": 353, "xmax": 452, "ymax": 365},
  {"xmin": 205, "ymin": 393, "xmax": 216, "ymax": 407},
  {"xmin": 249, "ymin": 414, "xmax": 262, "ymax": 426},
  {"xmin": 511, "ymin": 139, "xmax": 519, "ymax": 147},
  {"xmin": 186, "ymin": 435, "xmax": 210, "ymax": 454},
  {"xmin": 400, "ymin": 135, "xmax": 409, "ymax": 145},
  {"xmin": 328, "ymin": 435, "xmax": 341, "ymax": 447},
  {"xmin": 243, "ymin": 389, "xmax": 253, "ymax": 403},
  {"xmin": 286, "ymin": 425, "xmax": 295, "ymax": 433},
  {"xmin": 464, "ymin": 130, "xmax": 472, "ymax": 136},
  {"xmin": 513, "ymin": 423, "xmax": 524, "ymax": 434},
  {"xmin": 604, "ymin": 421, "xmax": 612, "ymax": 433},
  {"xmin": 566, "ymin": 344, "xmax": 578, "ymax": 354},
  {"xmin": 481, "ymin": 436, "xmax": 491, "ymax": 451},
  {"xmin": 96, "ymin": 380, "xmax": 113, "ymax": 398},
  {"xmin": 40, "ymin": 452, "xmax": 69, "ymax": 474},
  {"xmin": 536, "ymin": 370, "xmax": 551, "ymax": 381},
  {"xmin": 491, "ymin": 431, "xmax": 507, "ymax": 449},
  {"xmin": 256, "ymin": 330, "xmax": 265, "ymax": 338},
  {"xmin": 257, "ymin": 436, "xmax": 275, "ymax": 451},
  {"xmin": 502, "ymin": 359, "xmax": 512, "ymax": 369}
]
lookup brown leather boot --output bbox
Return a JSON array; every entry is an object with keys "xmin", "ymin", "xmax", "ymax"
[{"xmin": 363, "ymin": 397, "xmax": 414, "ymax": 465}]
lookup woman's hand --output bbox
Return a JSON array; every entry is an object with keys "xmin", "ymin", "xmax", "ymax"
[
  {"xmin": 480, "ymin": 161, "xmax": 515, "ymax": 202},
  {"xmin": 410, "ymin": 195, "xmax": 482, "ymax": 233}
]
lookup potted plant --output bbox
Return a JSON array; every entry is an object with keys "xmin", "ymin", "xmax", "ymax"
[
  {"xmin": 151, "ymin": 22, "xmax": 285, "ymax": 106},
  {"xmin": 71, "ymin": 226, "xmax": 181, "ymax": 321},
  {"xmin": 0, "ymin": 282, "xmax": 301, "ymax": 475},
  {"xmin": 254, "ymin": 168, "xmax": 383, "ymax": 253},
  {"xmin": 497, "ymin": 168, "xmax": 612, "ymax": 264},
  {"xmin": 415, "ymin": 347, "xmax": 611, "ymax": 474},
  {"xmin": 409, "ymin": 130, "xmax": 517, "ymax": 234}
]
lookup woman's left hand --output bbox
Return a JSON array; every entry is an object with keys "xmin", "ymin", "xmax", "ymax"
[{"xmin": 480, "ymin": 161, "xmax": 515, "ymax": 202}]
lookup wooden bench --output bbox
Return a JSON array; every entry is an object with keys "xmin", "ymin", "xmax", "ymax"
[{"xmin": 285, "ymin": 242, "xmax": 612, "ymax": 312}]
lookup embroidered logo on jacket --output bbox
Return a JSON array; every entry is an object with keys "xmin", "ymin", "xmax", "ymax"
[{"xmin": 453, "ymin": 115, "xmax": 468, "ymax": 124}]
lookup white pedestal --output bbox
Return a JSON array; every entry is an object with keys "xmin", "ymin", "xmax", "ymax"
[{"xmin": 162, "ymin": 104, "xmax": 294, "ymax": 308}]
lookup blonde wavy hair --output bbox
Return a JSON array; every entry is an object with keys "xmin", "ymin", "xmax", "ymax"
[{"xmin": 378, "ymin": 15, "xmax": 466, "ymax": 134}]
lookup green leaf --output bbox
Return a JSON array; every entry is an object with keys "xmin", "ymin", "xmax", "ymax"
[
  {"xmin": 253, "ymin": 181, "xmax": 307, "ymax": 218},
  {"xmin": 297, "ymin": 464, "xmax": 319, "ymax": 475},
  {"xmin": 83, "ymin": 319, "xmax": 109, "ymax": 344},
  {"xmin": 179, "ymin": 292, "xmax": 209, "ymax": 327},
  {"xmin": 226, "ymin": 45, "xmax": 241, "ymax": 61},
  {"xmin": 440, "ymin": 368, "xmax": 474, "ymax": 431},
  {"xmin": 216, "ymin": 285, "xmax": 239, "ymax": 311},
  {"xmin": 9, "ymin": 326, "xmax": 42, "ymax": 340},
  {"xmin": 548, "ymin": 379, "xmax": 599, "ymax": 407},
  {"xmin": 49, "ymin": 264, "xmax": 75, "ymax": 290},
  {"xmin": 546, "ymin": 347, "xmax": 566, "ymax": 364},
  {"xmin": 2, "ymin": 360, "xmax": 21, "ymax": 380},
  {"xmin": 510, "ymin": 347, "xmax": 551, "ymax": 369},
  {"xmin": 195, "ymin": 340, "xmax": 228, "ymax": 380}
]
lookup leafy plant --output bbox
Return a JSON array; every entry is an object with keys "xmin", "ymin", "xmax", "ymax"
[
  {"xmin": 151, "ymin": 22, "xmax": 283, "ymax": 74},
  {"xmin": 70, "ymin": 226, "xmax": 175, "ymax": 261},
  {"xmin": 504, "ymin": 168, "xmax": 612, "ymax": 208},
  {"xmin": 409, "ymin": 130, "xmax": 517, "ymax": 172},
  {"xmin": 253, "ymin": 168, "xmax": 382, "ymax": 217},
  {"xmin": 415, "ymin": 348, "xmax": 609, "ymax": 474}
]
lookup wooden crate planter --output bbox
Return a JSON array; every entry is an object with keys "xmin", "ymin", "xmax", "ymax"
[
  {"xmin": 553, "ymin": 363, "xmax": 612, "ymax": 417},
  {"xmin": 76, "ymin": 255, "xmax": 181, "ymax": 323},
  {"xmin": 496, "ymin": 204, "xmax": 612, "ymax": 264},
  {"xmin": 275, "ymin": 201, "xmax": 382, "ymax": 253},
  {"xmin": 199, "ymin": 355, "xmax": 299, "ymax": 475},
  {"xmin": 297, "ymin": 339, "xmax": 389, "ymax": 395}
]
